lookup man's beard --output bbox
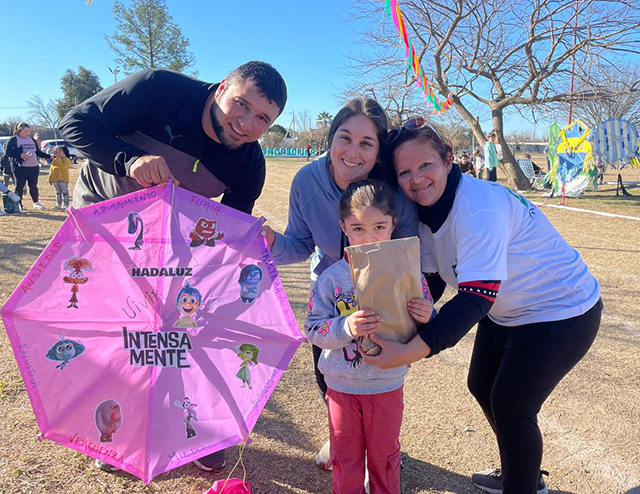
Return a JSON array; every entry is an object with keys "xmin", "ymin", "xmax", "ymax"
[{"xmin": 209, "ymin": 102, "xmax": 243, "ymax": 150}]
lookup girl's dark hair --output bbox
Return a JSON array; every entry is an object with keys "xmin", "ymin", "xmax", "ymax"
[
  {"xmin": 13, "ymin": 122, "xmax": 30, "ymax": 135},
  {"xmin": 55, "ymin": 145, "xmax": 70, "ymax": 159},
  {"xmin": 386, "ymin": 125, "xmax": 453, "ymax": 189},
  {"xmin": 339, "ymin": 179, "xmax": 397, "ymax": 222},
  {"xmin": 328, "ymin": 97, "xmax": 389, "ymax": 180}
]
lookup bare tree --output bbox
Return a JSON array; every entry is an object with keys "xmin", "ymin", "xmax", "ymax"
[
  {"xmin": 347, "ymin": 0, "xmax": 640, "ymax": 189},
  {"xmin": 563, "ymin": 65, "xmax": 640, "ymax": 129},
  {"xmin": 27, "ymin": 95, "xmax": 61, "ymax": 139}
]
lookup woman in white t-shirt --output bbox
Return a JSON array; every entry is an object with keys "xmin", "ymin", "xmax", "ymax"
[{"xmin": 364, "ymin": 117, "xmax": 602, "ymax": 494}]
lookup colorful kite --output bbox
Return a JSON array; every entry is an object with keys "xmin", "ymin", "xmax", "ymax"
[
  {"xmin": 591, "ymin": 118, "xmax": 639, "ymax": 196},
  {"xmin": 547, "ymin": 119, "xmax": 598, "ymax": 202},
  {"xmin": 1, "ymin": 183, "xmax": 305, "ymax": 483},
  {"xmin": 384, "ymin": 0, "xmax": 453, "ymax": 114}
]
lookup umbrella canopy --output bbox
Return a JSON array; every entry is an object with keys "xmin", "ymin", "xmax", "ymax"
[
  {"xmin": 1, "ymin": 183, "xmax": 305, "ymax": 483},
  {"xmin": 591, "ymin": 118, "xmax": 639, "ymax": 168}
]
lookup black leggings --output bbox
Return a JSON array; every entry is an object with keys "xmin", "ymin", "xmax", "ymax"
[
  {"xmin": 467, "ymin": 299, "xmax": 602, "ymax": 494},
  {"xmin": 15, "ymin": 166, "xmax": 40, "ymax": 203},
  {"xmin": 312, "ymin": 344, "xmax": 328, "ymax": 399}
]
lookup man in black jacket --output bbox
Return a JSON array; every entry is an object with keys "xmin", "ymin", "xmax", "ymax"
[{"xmin": 60, "ymin": 61, "xmax": 287, "ymax": 214}]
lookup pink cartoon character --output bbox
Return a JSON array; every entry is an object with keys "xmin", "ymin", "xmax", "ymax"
[
  {"xmin": 63, "ymin": 257, "xmax": 93, "ymax": 309},
  {"xmin": 95, "ymin": 399, "xmax": 123, "ymax": 443}
]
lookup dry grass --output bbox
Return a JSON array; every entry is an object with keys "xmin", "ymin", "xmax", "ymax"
[{"xmin": 0, "ymin": 159, "xmax": 639, "ymax": 493}]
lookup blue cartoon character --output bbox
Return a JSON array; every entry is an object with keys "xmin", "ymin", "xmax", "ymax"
[
  {"xmin": 45, "ymin": 335, "xmax": 85, "ymax": 370},
  {"xmin": 127, "ymin": 212, "xmax": 144, "ymax": 250},
  {"xmin": 174, "ymin": 397, "xmax": 198, "ymax": 439},
  {"xmin": 173, "ymin": 282, "xmax": 202, "ymax": 328},
  {"xmin": 238, "ymin": 265, "xmax": 263, "ymax": 304},
  {"xmin": 236, "ymin": 344, "xmax": 259, "ymax": 389},
  {"xmin": 190, "ymin": 218, "xmax": 225, "ymax": 247}
]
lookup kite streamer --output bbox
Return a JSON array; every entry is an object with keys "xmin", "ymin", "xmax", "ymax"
[{"xmin": 384, "ymin": 0, "xmax": 453, "ymax": 114}]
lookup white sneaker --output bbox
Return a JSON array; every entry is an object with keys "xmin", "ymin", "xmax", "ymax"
[
  {"xmin": 0, "ymin": 210, "xmax": 6, "ymax": 216},
  {"xmin": 316, "ymin": 439, "xmax": 331, "ymax": 470},
  {"xmin": 34, "ymin": 202, "xmax": 45, "ymax": 210},
  {"xmin": 53, "ymin": 205, "xmax": 62, "ymax": 211}
]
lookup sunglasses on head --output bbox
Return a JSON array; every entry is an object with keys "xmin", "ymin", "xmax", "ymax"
[{"xmin": 387, "ymin": 116, "xmax": 443, "ymax": 144}]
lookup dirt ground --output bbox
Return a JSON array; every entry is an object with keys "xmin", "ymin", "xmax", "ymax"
[{"xmin": 0, "ymin": 160, "xmax": 639, "ymax": 494}]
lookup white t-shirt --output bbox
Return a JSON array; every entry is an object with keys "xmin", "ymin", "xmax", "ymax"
[
  {"xmin": 419, "ymin": 175, "xmax": 600, "ymax": 326},
  {"xmin": 16, "ymin": 136, "xmax": 38, "ymax": 167}
]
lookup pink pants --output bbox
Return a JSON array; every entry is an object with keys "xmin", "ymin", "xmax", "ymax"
[{"xmin": 326, "ymin": 386, "xmax": 404, "ymax": 494}]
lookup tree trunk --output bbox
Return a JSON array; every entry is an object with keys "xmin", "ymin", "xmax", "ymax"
[
  {"xmin": 492, "ymin": 107, "xmax": 531, "ymax": 191},
  {"xmin": 452, "ymin": 97, "xmax": 531, "ymax": 190}
]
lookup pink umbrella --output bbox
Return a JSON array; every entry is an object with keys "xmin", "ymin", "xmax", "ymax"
[{"xmin": 1, "ymin": 183, "xmax": 304, "ymax": 483}]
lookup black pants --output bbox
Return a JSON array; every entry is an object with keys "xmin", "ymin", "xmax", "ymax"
[
  {"xmin": 488, "ymin": 168, "xmax": 497, "ymax": 182},
  {"xmin": 467, "ymin": 299, "xmax": 602, "ymax": 494},
  {"xmin": 15, "ymin": 166, "xmax": 40, "ymax": 203},
  {"xmin": 312, "ymin": 343, "xmax": 328, "ymax": 398}
]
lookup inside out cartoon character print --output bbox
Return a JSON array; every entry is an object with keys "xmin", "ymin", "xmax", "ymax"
[
  {"xmin": 174, "ymin": 397, "xmax": 198, "ymax": 439},
  {"xmin": 238, "ymin": 265, "xmax": 263, "ymax": 304},
  {"xmin": 63, "ymin": 257, "xmax": 93, "ymax": 308},
  {"xmin": 173, "ymin": 282, "xmax": 202, "ymax": 328},
  {"xmin": 189, "ymin": 218, "xmax": 225, "ymax": 247},
  {"xmin": 334, "ymin": 286, "xmax": 362, "ymax": 368},
  {"xmin": 45, "ymin": 335, "xmax": 85, "ymax": 370},
  {"xmin": 236, "ymin": 344, "xmax": 259, "ymax": 389},
  {"xmin": 127, "ymin": 212, "xmax": 144, "ymax": 250},
  {"xmin": 95, "ymin": 399, "xmax": 123, "ymax": 443}
]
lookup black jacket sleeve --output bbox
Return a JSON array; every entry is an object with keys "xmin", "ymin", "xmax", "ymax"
[
  {"xmin": 5, "ymin": 137, "xmax": 21, "ymax": 162},
  {"xmin": 418, "ymin": 280, "xmax": 501, "ymax": 356},
  {"xmin": 59, "ymin": 70, "xmax": 166, "ymax": 177}
]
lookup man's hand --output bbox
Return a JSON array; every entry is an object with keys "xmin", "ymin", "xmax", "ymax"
[
  {"xmin": 261, "ymin": 225, "xmax": 276, "ymax": 249},
  {"xmin": 361, "ymin": 333, "xmax": 432, "ymax": 369},
  {"xmin": 129, "ymin": 155, "xmax": 180, "ymax": 187},
  {"xmin": 408, "ymin": 297, "xmax": 434, "ymax": 324},
  {"xmin": 347, "ymin": 310, "xmax": 381, "ymax": 337}
]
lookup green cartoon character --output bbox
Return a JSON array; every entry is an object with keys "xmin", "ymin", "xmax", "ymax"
[{"xmin": 235, "ymin": 344, "xmax": 259, "ymax": 389}]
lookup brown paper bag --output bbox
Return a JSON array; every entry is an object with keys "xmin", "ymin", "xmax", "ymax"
[{"xmin": 345, "ymin": 237, "xmax": 422, "ymax": 356}]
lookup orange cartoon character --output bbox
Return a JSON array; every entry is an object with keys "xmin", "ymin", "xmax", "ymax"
[
  {"xmin": 63, "ymin": 257, "xmax": 93, "ymax": 309},
  {"xmin": 189, "ymin": 218, "xmax": 225, "ymax": 247}
]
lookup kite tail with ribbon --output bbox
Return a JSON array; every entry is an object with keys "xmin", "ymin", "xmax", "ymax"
[{"xmin": 384, "ymin": 0, "xmax": 452, "ymax": 114}]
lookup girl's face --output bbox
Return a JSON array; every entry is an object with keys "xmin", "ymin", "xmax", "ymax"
[
  {"xmin": 329, "ymin": 115, "xmax": 380, "ymax": 190},
  {"xmin": 239, "ymin": 349, "xmax": 254, "ymax": 362},
  {"xmin": 54, "ymin": 148, "xmax": 64, "ymax": 159},
  {"xmin": 340, "ymin": 206, "xmax": 396, "ymax": 246},
  {"xmin": 394, "ymin": 139, "xmax": 453, "ymax": 207},
  {"xmin": 18, "ymin": 127, "xmax": 30, "ymax": 138}
]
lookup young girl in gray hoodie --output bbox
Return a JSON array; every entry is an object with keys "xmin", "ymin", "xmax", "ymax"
[{"xmin": 305, "ymin": 179, "xmax": 433, "ymax": 494}]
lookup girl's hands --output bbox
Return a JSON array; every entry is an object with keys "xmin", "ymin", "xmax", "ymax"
[
  {"xmin": 408, "ymin": 297, "xmax": 433, "ymax": 324},
  {"xmin": 347, "ymin": 310, "xmax": 380, "ymax": 337},
  {"xmin": 261, "ymin": 225, "xmax": 275, "ymax": 250}
]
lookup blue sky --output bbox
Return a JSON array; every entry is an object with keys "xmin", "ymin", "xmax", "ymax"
[{"xmin": 0, "ymin": 0, "xmax": 544, "ymax": 137}]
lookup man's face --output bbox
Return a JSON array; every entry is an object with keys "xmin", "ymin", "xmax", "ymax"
[{"xmin": 210, "ymin": 80, "xmax": 280, "ymax": 149}]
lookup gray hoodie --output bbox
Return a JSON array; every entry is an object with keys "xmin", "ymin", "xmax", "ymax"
[
  {"xmin": 305, "ymin": 259, "xmax": 408, "ymax": 394},
  {"xmin": 270, "ymin": 156, "xmax": 419, "ymax": 279}
]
